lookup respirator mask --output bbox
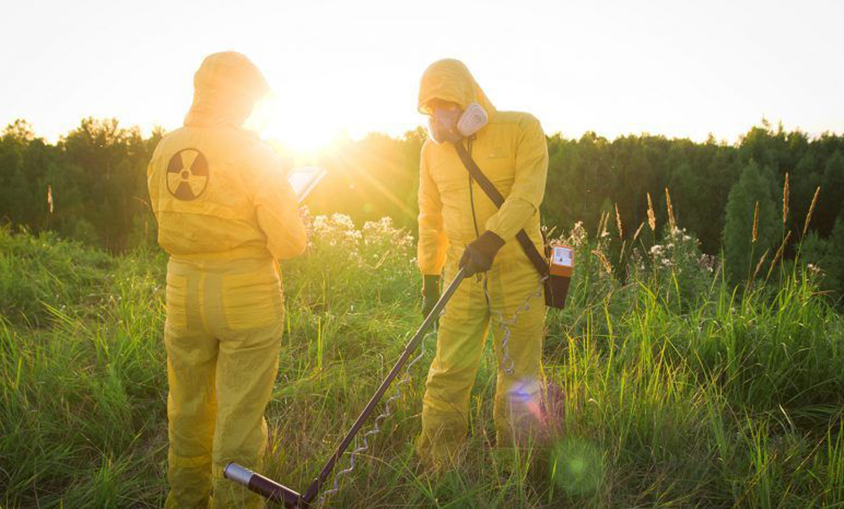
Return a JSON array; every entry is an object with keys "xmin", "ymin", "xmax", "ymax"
[{"xmin": 427, "ymin": 102, "xmax": 488, "ymax": 144}]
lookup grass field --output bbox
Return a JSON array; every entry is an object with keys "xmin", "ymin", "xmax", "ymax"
[{"xmin": 2, "ymin": 212, "xmax": 844, "ymax": 508}]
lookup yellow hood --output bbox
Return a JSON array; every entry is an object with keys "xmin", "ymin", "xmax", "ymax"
[
  {"xmin": 184, "ymin": 52, "xmax": 270, "ymax": 128},
  {"xmin": 418, "ymin": 59, "xmax": 495, "ymax": 116}
]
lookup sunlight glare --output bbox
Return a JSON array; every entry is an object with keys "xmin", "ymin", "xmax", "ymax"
[{"xmin": 244, "ymin": 93, "xmax": 342, "ymax": 156}]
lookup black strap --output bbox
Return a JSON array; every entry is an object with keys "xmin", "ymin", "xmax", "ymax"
[{"xmin": 452, "ymin": 142, "xmax": 549, "ymax": 278}]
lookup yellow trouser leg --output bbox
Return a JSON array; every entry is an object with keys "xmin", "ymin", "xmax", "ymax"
[
  {"xmin": 417, "ymin": 263, "xmax": 489, "ymax": 464},
  {"xmin": 164, "ymin": 322, "xmax": 218, "ymax": 509},
  {"xmin": 489, "ymin": 260, "xmax": 546, "ymax": 448},
  {"xmin": 209, "ymin": 323, "xmax": 281, "ymax": 509}
]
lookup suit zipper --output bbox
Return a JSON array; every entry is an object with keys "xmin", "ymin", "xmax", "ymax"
[{"xmin": 466, "ymin": 137, "xmax": 489, "ymax": 291}]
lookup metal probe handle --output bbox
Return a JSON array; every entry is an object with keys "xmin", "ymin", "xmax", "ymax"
[{"xmin": 224, "ymin": 463, "xmax": 304, "ymax": 508}]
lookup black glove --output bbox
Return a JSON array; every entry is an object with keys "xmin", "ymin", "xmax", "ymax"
[
  {"xmin": 421, "ymin": 275, "xmax": 441, "ymax": 319},
  {"xmin": 459, "ymin": 231, "xmax": 505, "ymax": 276}
]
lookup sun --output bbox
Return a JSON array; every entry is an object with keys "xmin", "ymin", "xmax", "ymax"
[{"xmin": 244, "ymin": 95, "xmax": 341, "ymax": 156}]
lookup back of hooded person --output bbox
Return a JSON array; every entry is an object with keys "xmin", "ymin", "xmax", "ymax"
[
  {"xmin": 147, "ymin": 52, "xmax": 306, "ymax": 509},
  {"xmin": 148, "ymin": 52, "xmax": 306, "ymax": 262}
]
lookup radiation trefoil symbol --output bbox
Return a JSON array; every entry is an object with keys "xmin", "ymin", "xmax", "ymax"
[{"xmin": 167, "ymin": 148, "xmax": 209, "ymax": 201}]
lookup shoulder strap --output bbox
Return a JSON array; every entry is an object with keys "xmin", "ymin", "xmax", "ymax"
[{"xmin": 452, "ymin": 142, "xmax": 549, "ymax": 277}]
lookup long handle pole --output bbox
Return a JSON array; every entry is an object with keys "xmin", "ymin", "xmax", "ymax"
[{"xmin": 301, "ymin": 267, "xmax": 467, "ymax": 504}]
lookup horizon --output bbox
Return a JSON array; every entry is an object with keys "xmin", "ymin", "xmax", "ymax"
[
  {"xmin": 2, "ymin": 0, "xmax": 843, "ymax": 149},
  {"xmin": 4, "ymin": 116, "xmax": 838, "ymax": 149}
]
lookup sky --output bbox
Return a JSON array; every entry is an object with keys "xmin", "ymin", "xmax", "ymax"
[{"xmin": 1, "ymin": 0, "xmax": 843, "ymax": 150}]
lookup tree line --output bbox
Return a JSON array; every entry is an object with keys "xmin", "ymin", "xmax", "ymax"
[{"xmin": 1, "ymin": 118, "xmax": 843, "ymax": 296}]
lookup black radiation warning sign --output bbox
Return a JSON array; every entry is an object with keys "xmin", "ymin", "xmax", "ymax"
[{"xmin": 166, "ymin": 148, "xmax": 209, "ymax": 201}]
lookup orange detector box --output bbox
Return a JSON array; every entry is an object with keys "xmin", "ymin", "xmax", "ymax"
[
  {"xmin": 545, "ymin": 244, "xmax": 574, "ymax": 309},
  {"xmin": 550, "ymin": 244, "xmax": 574, "ymax": 276}
]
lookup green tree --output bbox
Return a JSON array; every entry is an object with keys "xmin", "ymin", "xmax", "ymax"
[
  {"xmin": 60, "ymin": 118, "xmax": 151, "ymax": 251},
  {"xmin": 723, "ymin": 160, "xmax": 780, "ymax": 284},
  {"xmin": 817, "ymin": 150, "xmax": 844, "ymax": 235}
]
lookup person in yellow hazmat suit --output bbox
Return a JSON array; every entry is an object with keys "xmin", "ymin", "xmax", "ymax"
[
  {"xmin": 416, "ymin": 59, "xmax": 548, "ymax": 466},
  {"xmin": 147, "ymin": 51, "xmax": 307, "ymax": 508}
]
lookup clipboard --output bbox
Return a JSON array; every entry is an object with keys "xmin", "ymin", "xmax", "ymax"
[{"xmin": 287, "ymin": 166, "xmax": 327, "ymax": 202}]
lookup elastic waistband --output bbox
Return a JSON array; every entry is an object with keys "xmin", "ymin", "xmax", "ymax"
[
  {"xmin": 168, "ymin": 245, "xmax": 272, "ymax": 263},
  {"xmin": 168, "ymin": 255, "xmax": 277, "ymax": 275}
]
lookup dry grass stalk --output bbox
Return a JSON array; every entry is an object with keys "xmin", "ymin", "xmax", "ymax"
[
  {"xmin": 633, "ymin": 221, "xmax": 645, "ymax": 242},
  {"xmin": 766, "ymin": 230, "xmax": 792, "ymax": 281},
  {"xmin": 592, "ymin": 249, "xmax": 613, "ymax": 275},
  {"xmin": 597, "ymin": 211, "xmax": 609, "ymax": 238},
  {"xmin": 752, "ymin": 201, "xmax": 759, "ymax": 244},
  {"xmin": 802, "ymin": 186, "xmax": 820, "ymax": 238},
  {"xmin": 647, "ymin": 193, "xmax": 656, "ymax": 231},
  {"xmin": 615, "ymin": 203, "xmax": 624, "ymax": 238},
  {"xmin": 665, "ymin": 187, "xmax": 676, "ymax": 230},
  {"xmin": 782, "ymin": 172, "xmax": 789, "ymax": 226},
  {"xmin": 751, "ymin": 249, "xmax": 770, "ymax": 281}
]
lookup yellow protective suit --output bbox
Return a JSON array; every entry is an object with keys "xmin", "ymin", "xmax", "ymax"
[
  {"xmin": 415, "ymin": 59, "xmax": 548, "ymax": 463},
  {"xmin": 147, "ymin": 52, "xmax": 307, "ymax": 508}
]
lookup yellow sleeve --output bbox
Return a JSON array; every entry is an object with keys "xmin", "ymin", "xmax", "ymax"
[
  {"xmin": 254, "ymin": 154, "xmax": 307, "ymax": 261},
  {"xmin": 417, "ymin": 145, "xmax": 449, "ymax": 275},
  {"xmin": 484, "ymin": 115, "xmax": 548, "ymax": 241}
]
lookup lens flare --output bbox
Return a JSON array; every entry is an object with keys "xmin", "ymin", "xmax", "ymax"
[
  {"xmin": 508, "ymin": 377, "xmax": 545, "ymax": 422},
  {"xmin": 549, "ymin": 438, "xmax": 605, "ymax": 495}
]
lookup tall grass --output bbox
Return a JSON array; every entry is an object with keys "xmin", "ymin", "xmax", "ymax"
[{"xmin": 1, "ymin": 206, "xmax": 843, "ymax": 508}]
